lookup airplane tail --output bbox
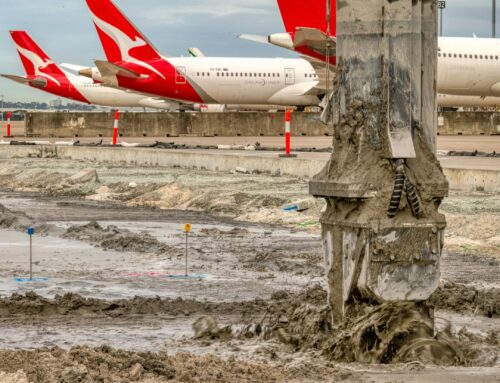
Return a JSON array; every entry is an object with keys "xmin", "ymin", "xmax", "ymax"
[
  {"xmin": 277, "ymin": 0, "xmax": 336, "ymax": 36},
  {"xmin": 9, "ymin": 31, "xmax": 65, "ymax": 80},
  {"xmin": 86, "ymin": 0, "xmax": 163, "ymax": 64}
]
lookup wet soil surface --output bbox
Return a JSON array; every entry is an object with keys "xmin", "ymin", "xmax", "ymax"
[{"xmin": 0, "ymin": 159, "xmax": 498, "ymax": 381}]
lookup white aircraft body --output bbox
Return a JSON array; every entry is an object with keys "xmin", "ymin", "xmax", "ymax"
[{"xmin": 2, "ymin": 31, "xmax": 179, "ymax": 110}]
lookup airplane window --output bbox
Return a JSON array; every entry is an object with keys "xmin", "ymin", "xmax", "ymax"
[
  {"xmin": 469, "ymin": 55, "xmax": 473, "ymax": 58},
  {"xmin": 491, "ymin": 56, "xmax": 494, "ymax": 59},
  {"xmin": 217, "ymin": 73, "xmax": 219, "ymax": 76},
  {"xmin": 496, "ymin": 56, "xmax": 499, "ymax": 60},
  {"xmin": 240, "ymin": 73, "xmax": 243, "ymax": 76},
  {"xmin": 268, "ymin": 73, "xmax": 271, "ymax": 77},
  {"xmin": 438, "ymin": 53, "xmax": 441, "ymax": 57},
  {"xmin": 254, "ymin": 73, "xmax": 257, "ymax": 76},
  {"xmin": 459, "ymin": 54, "xmax": 462, "ymax": 58},
  {"xmin": 480, "ymin": 55, "xmax": 483, "ymax": 59},
  {"xmin": 207, "ymin": 73, "xmax": 210, "ymax": 77},
  {"xmin": 475, "ymin": 55, "xmax": 478, "ymax": 59},
  {"xmin": 453, "ymin": 54, "xmax": 457, "ymax": 58}
]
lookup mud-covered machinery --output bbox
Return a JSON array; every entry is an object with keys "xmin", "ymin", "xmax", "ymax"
[{"xmin": 310, "ymin": 0, "xmax": 449, "ymax": 322}]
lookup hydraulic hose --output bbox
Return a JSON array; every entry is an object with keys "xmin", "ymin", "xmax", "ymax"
[
  {"xmin": 387, "ymin": 160, "xmax": 406, "ymax": 218},
  {"xmin": 405, "ymin": 179, "xmax": 422, "ymax": 218}
]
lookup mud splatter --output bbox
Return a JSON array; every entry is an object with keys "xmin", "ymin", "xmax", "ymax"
[{"xmin": 237, "ymin": 286, "xmax": 498, "ymax": 366}]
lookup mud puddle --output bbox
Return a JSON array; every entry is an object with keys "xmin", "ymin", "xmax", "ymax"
[{"xmin": 0, "ymin": 193, "xmax": 324, "ymax": 303}]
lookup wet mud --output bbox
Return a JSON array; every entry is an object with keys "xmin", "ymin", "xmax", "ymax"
[
  {"xmin": 0, "ymin": 158, "xmax": 498, "ymax": 380},
  {"xmin": 235, "ymin": 286, "xmax": 499, "ymax": 367},
  {"xmin": 63, "ymin": 221, "xmax": 175, "ymax": 254},
  {"xmin": 430, "ymin": 281, "xmax": 500, "ymax": 318},
  {"xmin": 0, "ymin": 291, "xmax": 267, "ymax": 319}
]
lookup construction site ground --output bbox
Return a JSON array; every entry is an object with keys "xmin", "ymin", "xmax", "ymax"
[{"xmin": 0, "ymin": 151, "xmax": 498, "ymax": 382}]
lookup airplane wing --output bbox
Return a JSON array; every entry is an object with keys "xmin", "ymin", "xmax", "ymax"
[
  {"xmin": 1, "ymin": 74, "xmax": 47, "ymax": 88},
  {"xmin": 237, "ymin": 34, "xmax": 270, "ymax": 45},
  {"xmin": 94, "ymin": 60, "xmax": 147, "ymax": 80},
  {"xmin": 294, "ymin": 27, "xmax": 336, "ymax": 57},
  {"xmin": 60, "ymin": 63, "xmax": 91, "ymax": 73},
  {"xmin": 188, "ymin": 48, "xmax": 206, "ymax": 57}
]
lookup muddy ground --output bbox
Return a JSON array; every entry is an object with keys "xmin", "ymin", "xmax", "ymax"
[{"xmin": 0, "ymin": 157, "xmax": 498, "ymax": 382}]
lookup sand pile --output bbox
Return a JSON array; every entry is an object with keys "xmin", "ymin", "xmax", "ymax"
[
  {"xmin": 0, "ymin": 346, "xmax": 308, "ymax": 383},
  {"xmin": 63, "ymin": 221, "xmax": 174, "ymax": 254}
]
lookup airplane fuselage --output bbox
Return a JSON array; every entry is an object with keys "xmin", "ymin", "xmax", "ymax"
[
  {"xmin": 113, "ymin": 57, "xmax": 321, "ymax": 106},
  {"xmin": 438, "ymin": 37, "xmax": 500, "ymax": 98},
  {"xmin": 22, "ymin": 70, "xmax": 178, "ymax": 110}
]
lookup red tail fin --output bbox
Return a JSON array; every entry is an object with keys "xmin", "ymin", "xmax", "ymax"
[
  {"xmin": 9, "ymin": 31, "xmax": 66, "ymax": 86},
  {"xmin": 86, "ymin": 0, "xmax": 162, "ymax": 64},
  {"xmin": 277, "ymin": 0, "xmax": 336, "ymax": 36},
  {"xmin": 10, "ymin": 31, "xmax": 63, "ymax": 76}
]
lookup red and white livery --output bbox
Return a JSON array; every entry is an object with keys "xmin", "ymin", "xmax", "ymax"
[
  {"xmin": 85, "ymin": 0, "xmax": 324, "ymax": 107},
  {"xmin": 2, "ymin": 31, "xmax": 179, "ymax": 110}
]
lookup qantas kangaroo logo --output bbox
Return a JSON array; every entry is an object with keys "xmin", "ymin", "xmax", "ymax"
[
  {"xmin": 15, "ymin": 44, "xmax": 61, "ymax": 86},
  {"xmin": 90, "ymin": 12, "xmax": 166, "ymax": 79}
]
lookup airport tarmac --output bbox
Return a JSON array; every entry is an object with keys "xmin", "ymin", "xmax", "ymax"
[{"xmin": 2, "ymin": 121, "xmax": 500, "ymax": 152}]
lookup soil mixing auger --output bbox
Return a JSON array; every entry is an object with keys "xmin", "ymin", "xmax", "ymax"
[{"xmin": 310, "ymin": 0, "xmax": 448, "ymax": 324}]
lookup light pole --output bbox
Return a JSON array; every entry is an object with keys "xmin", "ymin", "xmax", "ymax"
[
  {"xmin": 494, "ymin": 0, "xmax": 497, "ymax": 38},
  {"xmin": 438, "ymin": 1, "xmax": 446, "ymax": 37}
]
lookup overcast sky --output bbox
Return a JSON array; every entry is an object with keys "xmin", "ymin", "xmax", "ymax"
[{"xmin": 0, "ymin": 0, "xmax": 496, "ymax": 102}]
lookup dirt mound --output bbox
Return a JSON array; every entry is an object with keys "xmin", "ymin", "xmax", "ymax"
[
  {"xmin": 0, "ymin": 204, "xmax": 61, "ymax": 236},
  {"xmin": 199, "ymin": 227, "xmax": 250, "ymax": 238},
  {"xmin": 63, "ymin": 221, "xmax": 174, "ymax": 254},
  {"xmin": 0, "ymin": 292, "xmax": 268, "ymax": 319},
  {"xmin": 429, "ymin": 281, "xmax": 500, "ymax": 317},
  {"xmin": 0, "ymin": 346, "xmax": 307, "ymax": 383}
]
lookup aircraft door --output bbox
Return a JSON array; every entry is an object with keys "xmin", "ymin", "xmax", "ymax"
[
  {"xmin": 175, "ymin": 67, "xmax": 187, "ymax": 84},
  {"xmin": 285, "ymin": 68, "xmax": 295, "ymax": 85}
]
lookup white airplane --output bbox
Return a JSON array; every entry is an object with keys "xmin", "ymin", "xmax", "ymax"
[
  {"xmin": 1, "ymin": 31, "xmax": 180, "ymax": 110},
  {"xmin": 438, "ymin": 37, "xmax": 500, "ymax": 98},
  {"xmin": 241, "ymin": 0, "xmax": 500, "ymax": 108},
  {"xmin": 83, "ymin": 0, "xmax": 327, "ymax": 108},
  {"xmin": 438, "ymin": 93, "xmax": 500, "ymax": 108}
]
